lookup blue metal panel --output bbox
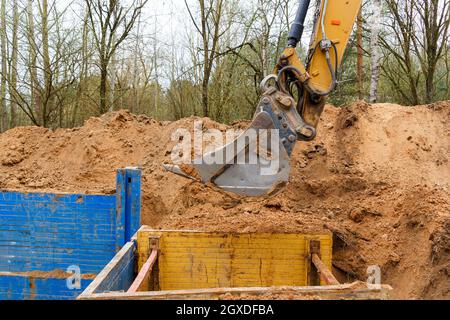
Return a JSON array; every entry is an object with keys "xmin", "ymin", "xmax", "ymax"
[
  {"xmin": 92, "ymin": 241, "xmax": 136, "ymax": 294},
  {"xmin": 0, "ymin": 168, "xmax": 142, "ymax": 300},
  {"xmin": 0, "ymin": 192, "xmax": 116, "ymax": 273},
  {"xmin": 0, "ymin": 274, "xmax": 92, "ymax": 300},
  {"xmin": 115, "ymin": 170, "xmax": 126, "ymax": 251}
]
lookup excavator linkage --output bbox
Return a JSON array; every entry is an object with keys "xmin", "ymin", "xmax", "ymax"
[{"xmin": 164, "ymin": 0, "xmax": 362, "ymax": 197}]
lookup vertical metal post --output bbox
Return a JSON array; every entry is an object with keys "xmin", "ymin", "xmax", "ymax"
[
  {"xmin": 124, "ymin": 167, "xmax": 141, "ymax": 242},
  {"xmin": 116, "ymin": 167, "xmax": 142, "ymax": 251}
]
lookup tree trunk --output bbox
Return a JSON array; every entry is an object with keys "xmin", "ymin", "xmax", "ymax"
[
  {"xmin": 369, "ymin": 0, "xmax": 382, "ymax": 103},
  {"xmin": 0, "ymin": 0, "xmax": 7, "ymax": 132},
  {"xmin": 108, "ymin": 55, "xmax": 116, "ymax": 112},
  {"xmin": 85, "ymin": 0, "xmax": 147, "ymax": 115},
  {"xmin": 27, "ymin": 0, "xmax": 40, "ymax": 122},
  {"xmin": 419, "ymin": 0, "xmax": 446, "ymax": 104},
  {"xmin": 425, "ymin": 66, "xmax": 436, "ymax": 104},
  {"xmin": 356, "ymin": 8, "xmax": 364, "ymax": 100},
  {"xmin": 9, "ymin": 0, "xmax": 19, "ymax": 128},
  {"xmin": 202, "ymin": 79, "xmax": 209, "ymax": 117},
  {"xmin": 133, "ymin": 14, "xmax": 141, "ymax": 114},
  {"xmin": 73, "ymin": 5, "xmax": 89, "ymax": 127},
  {"xmin": 41, "ymin": 0, "xmax": 51, "ymax": 127},
  {"xmin": 153, "ymin": 18, "xmax": 159, "ymax": 116},
  {"xmin": 108, "ymin": 24, "xmax": 117, "ymax": 113},
  {"xmin": 200, "ymin": 0, "xmax": 209, "ymax": 117},
  {"xmin": 100, "ymin": 67, "xmax": 108, "ymax": 115}
]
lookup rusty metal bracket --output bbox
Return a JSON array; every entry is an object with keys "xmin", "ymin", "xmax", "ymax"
[
  {"xmin": 149, "ymin": 237, "xmax": 160, "ymax": 291},
  {"xmin": 308, "ymin": 240, "xmax": 321, "ymax": 286},
  {"xmin": 309, "ymin": 240, "xmax": 339, "ymax": 286},
  {"xmin": 127, "ymin": 237, "xmax": 160, "ymax": 293},
  {"xmin": 312, "ymin": 254, "xmax": 340, "ymax": 286}
]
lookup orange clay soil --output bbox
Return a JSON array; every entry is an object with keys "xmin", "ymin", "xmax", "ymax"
[
  {"xmin": 13, "ymin": 270, "xmax": 96, "ymax": 280},
  {"xmin": 0, "ymin": 101, "xmax": 448, "ymax": 299}
]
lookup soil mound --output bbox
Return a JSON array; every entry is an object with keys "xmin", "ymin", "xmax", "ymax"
[{"xmin": 1, "ymin": 101, "xmax": 449, "ymax": 299}]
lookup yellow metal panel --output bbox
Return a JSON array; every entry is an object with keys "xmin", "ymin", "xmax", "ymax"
[{"xmin": 137, "ymin": 229, "xmax": 332, "ymax": 291}]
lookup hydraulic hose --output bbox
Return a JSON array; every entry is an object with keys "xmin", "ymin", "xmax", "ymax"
[
  {"xmin": 317, "ymin": 42, "xmax": 338, "ymax": 96},
  {"xmin": 277, "ymin": 42, "xmax": 338, "ymax": 97}
]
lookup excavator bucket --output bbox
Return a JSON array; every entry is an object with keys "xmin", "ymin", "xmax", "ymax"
[
  {"xmin": 162, "ymin": 72, "xmax": 315, "ymax": 197},
  {"xmin": 164, "ymin": 110, "xmax": 291, "ymax": 197},
  {"xmin": 163, "ymin": 0, "xmax": 362, "ymax": 197}
]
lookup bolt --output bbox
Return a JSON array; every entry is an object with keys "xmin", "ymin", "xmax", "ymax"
[
  {"xmin": 288, "ymin": 135, "xmax": 297, "ymax": 142},
  {"xmin": 297, "ymin": 127, "xmax": 313, "ymax": 138},
  {"xmin": 279, "ymin": 97, "xmax": 293, "ymax": 109},
  {"xmin": 262, "ymin": 97, "xmax": 271, "ymax": 104}
]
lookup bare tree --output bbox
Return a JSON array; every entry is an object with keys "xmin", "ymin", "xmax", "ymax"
[
  {"xmin": 8, "ymin": 0, "xmax": 19, "ymax": 128},
  {"xmin": 253, "ymin": 0, "xmax": 290, "ymax": 78},
  {"xmin": 380, "ymin": 0, "xmax": 449, "ymax": 105},
  {"xmin": 39, "ymin": 0, "xmax": 52, "ymax": 126},
  {"xmin": 369, "ymin": 0, "xmax": 382, "ymax": 103},
  {"xmin": 380, "ymin": 0, "xmax": 420, "ymax": 105},
  {"xmin": 356, "ymin": 8, "xmax": 364, "ymax": 100},
  {"xmin": 2, "ymin": 0, "xmax": 80, "ymax": 127},
  {"xmin": 132, "ymin": 13, "xmax": 141, "ymax": 114},
  {"xmin": 85, "ymin": 0, "xmax": 148, "ymax": 114},
  {"xmin": 27, "ymin": 0, "xmax": 40, "ymax": 118},
  {"xmin": 411, "ymin": 0, "xmax": 450, "ymax": 103},
  {"xmin": 72, "ymin": 4, "xmax": 91, "ymax": 127},
  {"xmin": 1, "ymin": 0, "xmax": 7, "ymax": 131},
  {"xmin": 214, "ymin": 0, "xmax": 292, "ymax": 107},
  {"xmin": 185, "ymin": 0, "xmax": 230, "ymax": 117}
]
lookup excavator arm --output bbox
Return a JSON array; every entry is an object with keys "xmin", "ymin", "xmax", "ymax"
[
  {"xmin": 164, "ymin": 0, "xmax": 362, "ymax": 197},
  {"xmin": 275, "ymin": 0, "xmax": 362, "ymax": 136}
]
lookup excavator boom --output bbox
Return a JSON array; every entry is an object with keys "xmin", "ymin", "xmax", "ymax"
[{"xmin": 164, "ymin": 0, "xmax": 362, "ymax": 197}]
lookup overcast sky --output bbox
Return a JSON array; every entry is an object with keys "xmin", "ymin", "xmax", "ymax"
[
  {"xmin": 53, "ymin": 0, "xmax": 317, "ymax": 86},
  {"xmin": 142, "ymin": 1, "xmax": 303, "ymax": 46},
  {"xmin": 141, "ymin": 0, "xmax": 190, "ymax": 44}
]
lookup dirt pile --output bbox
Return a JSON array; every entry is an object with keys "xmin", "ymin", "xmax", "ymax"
[{"xmin": 0, "ymin": 101, "xmax": 449, "ymax": 299}]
